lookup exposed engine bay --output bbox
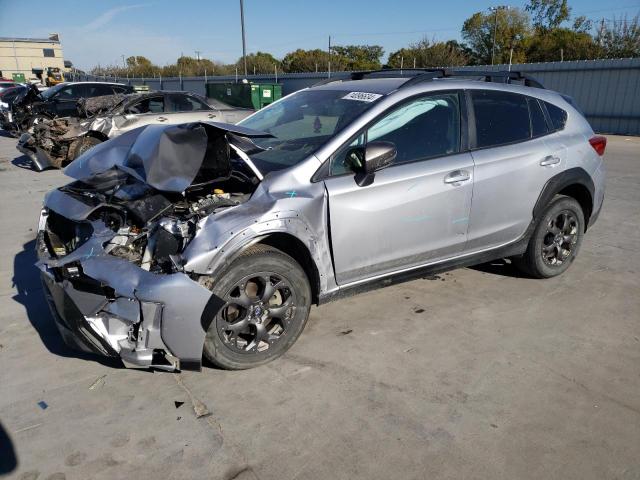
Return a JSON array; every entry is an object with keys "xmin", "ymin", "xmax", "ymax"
[{"xmin": 54, "ymin": 172, "xmax": 255, "ymax": 274}]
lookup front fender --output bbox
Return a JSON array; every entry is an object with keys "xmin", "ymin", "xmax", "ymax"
[{"xmin": 182, "ymin": 212, "xmax": 331, "ymax": 289}]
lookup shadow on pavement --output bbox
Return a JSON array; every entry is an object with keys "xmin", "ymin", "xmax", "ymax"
[
  {"xmin": 12, "ymin": 239, "xmax": 124, "ymax": 369},
  {"xmin": 0, "ymin": 422, "xmax": 18, "ymax": 474},
  {"xmin": 470, "ymin": 258, "xmax": 528, "ymax": 278},
  {"xmin": 11, "ymin": 154, "xmax": 34, "ymax": 170}
]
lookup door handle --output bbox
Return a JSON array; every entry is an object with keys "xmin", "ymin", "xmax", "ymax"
[
  {"xmin": 157, "ymin": 116, "xmax": 168, "ymax": 122},
  {"xmin": 444, "ymin": 170, "xmax": 471, "ymax": 184},
  {"xmin": 540, "ymin": 155, "xmax": 560, "ymax": 166},
  {"xmin": 207, "ymin": 113, "xmax": 217, "ymax": 118}
]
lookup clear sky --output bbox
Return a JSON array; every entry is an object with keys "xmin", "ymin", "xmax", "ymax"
[{"xmin": 1, "ymin": 0, "xmax": 639, "ymax": 70}]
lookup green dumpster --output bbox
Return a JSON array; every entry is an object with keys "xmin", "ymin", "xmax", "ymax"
[
  {"xmin": 206, "ymin": 82, "xmax": 282, "ymax": 109},
  {"xmin": 12, "ymin": 73, "xmax": 26, "ymax": 83}
]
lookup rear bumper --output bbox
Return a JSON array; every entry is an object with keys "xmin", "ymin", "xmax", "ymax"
[{"xmin": 588, "ymin": 159, "xmax": 606, "ymax": 229}]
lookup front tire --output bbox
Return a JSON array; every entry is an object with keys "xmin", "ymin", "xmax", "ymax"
[
  {"xmin": 514, "ymin": 195, "xmax": 585, "ymax": 278},
  {"xmin": 200, "ymin": 244, "xmax": 312, "ymax": 370}
]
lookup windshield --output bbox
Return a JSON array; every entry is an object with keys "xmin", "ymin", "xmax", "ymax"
[
  {"xmin": 238, "ymin": 89, "xmax": 380, "ymax": 174},
  {"xmin": 40, "ymin": 83, "xmax": 67, "ymax": 99}
]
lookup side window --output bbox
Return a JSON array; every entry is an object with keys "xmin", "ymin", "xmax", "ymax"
[
  {"xmin": 528, "ymin": 97, "xmax": 548, "ymax": 137},
  {"xmin": 169, "ymin": 94, "xmax": 212, "ymax": 112},
  {"xmin": 125, "ymin": 96, "xmax": 164, "ymax": 114},
  {"xmin": 111, "ymin": 85, "xmax": 129, "ymax": 94},
  {"xmin": 85, "ymin": 84, "xmax": 114, "ymax": 97},
  {"xmin": 544, "ymin": 102, "xmax": 568, "ymax": 131},
  {"xmin": 471, "ymin": 90, "xmax": 530, "ymax": 148},
  {"xmin": 56, "ymin": 85, "xmax": 85, "ymax": 100},
  {"xmin": 330, "ymin": 92, "xmax": 460, "ymax": 175}
]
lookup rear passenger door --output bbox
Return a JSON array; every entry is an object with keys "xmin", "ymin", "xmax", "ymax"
[{"xmin": 466, "ymin": 89, "xmax": 559, "ymax": 251}]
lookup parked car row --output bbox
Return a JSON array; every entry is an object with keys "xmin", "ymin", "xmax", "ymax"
[{"xmin": 0, "ymin": 81, "xmax": 254, "ymax": 170}]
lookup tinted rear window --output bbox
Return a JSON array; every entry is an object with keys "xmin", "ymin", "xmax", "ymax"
[
  {"xmin": 471, "ymin": 90, "xmax": 531, "ymax": 148},
  {"xmin": 545, "ymin": 102, "xmax": 568, "ymax": 131}
]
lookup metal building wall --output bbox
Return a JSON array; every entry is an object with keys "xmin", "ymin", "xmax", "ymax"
[{"xmin": 76, "ymin": 58, "xmax": 640, "ymax": 135}]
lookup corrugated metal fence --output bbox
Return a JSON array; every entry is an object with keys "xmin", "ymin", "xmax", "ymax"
[{"xmin": 76, "ymin": 58, "xmax": 640, "ymax": 135}]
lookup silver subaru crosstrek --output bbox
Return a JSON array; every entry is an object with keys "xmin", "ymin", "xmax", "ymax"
[{"xmin": 36, "ymin": 70, "xmax": 606, "ymax": 371}]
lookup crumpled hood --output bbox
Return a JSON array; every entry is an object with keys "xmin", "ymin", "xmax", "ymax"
[{"xmin": 64, "ymin": 121, "xmax": 272, "ymax": 193}]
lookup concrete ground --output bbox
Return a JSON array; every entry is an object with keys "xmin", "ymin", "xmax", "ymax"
[{"xmin": 0, "ymin": 132, "xmax": 638, "ymax": 480}]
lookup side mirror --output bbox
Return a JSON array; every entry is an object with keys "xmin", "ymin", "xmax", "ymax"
[{"xmin": 347, "ymin": 141, "xmax": 396, "ymax": 187}]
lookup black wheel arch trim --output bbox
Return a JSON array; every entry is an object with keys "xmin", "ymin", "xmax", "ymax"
[{"xmin": 532, "ymin": 167, "xmax": 595, "ymax": 226}]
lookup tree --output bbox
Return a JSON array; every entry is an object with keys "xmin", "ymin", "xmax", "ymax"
[
  {"xmin": 125, "ymin": 55, "xmax": 158, "ymax": 77},
  {"xmin": 330, "ymin": 45, "xmax": 384, "ymax": 70},
  {"xmin": 237, "ymin": 51, "xmax": 281, "ymax": 75},
  {"xmin": 462, "ymin": 8, "xmax": 531, "ymax": 64},
  {"xmin": 595, "ymin": 14, "xmax": 640, "ymax": 58},
  {"xmin": 387, "ymin": 38, "xmax": 469, "ymax": 68},
  {"xmin": 526, "ymin": 28, "xmax": 600, "ymax": 61},
  {"xmin": 281, "ymin": 48, "xmax": 348, "ymax": 72},
  {"xmin": 526, "ymin": 0, "xmax": 571, "ymax": 30}
]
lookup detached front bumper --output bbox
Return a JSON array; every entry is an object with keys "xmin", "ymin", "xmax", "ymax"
[
  {"xmin": 36, "ymin": 205, "xmax": 219, "ymax": 371},
  {"xmin": 17, "ymin": 133, "xmax": 55, "ymax": 172}
]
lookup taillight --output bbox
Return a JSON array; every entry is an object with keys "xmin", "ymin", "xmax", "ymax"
[{"xmin": 589, "ymin": 135, "xmax": 606, "ymax": 156}]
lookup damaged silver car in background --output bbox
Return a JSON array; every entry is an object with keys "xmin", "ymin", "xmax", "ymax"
[{"xmin": 18, "ymin": 91, "xmax": 253, "ymax": 171}]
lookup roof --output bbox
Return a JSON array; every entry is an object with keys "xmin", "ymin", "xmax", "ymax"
[
  {"xmin": 0, "ymin": 37, "xmax": 60, "ymax": 44},
  {"xmin": 312, "ymin": 78, "xmax": 407, "ymax": 94}
]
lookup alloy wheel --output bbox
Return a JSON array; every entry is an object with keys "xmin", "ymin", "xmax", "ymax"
[
  {"xmin": 216, "ymin": 272, "xmax": 296, "ymax": 354},
  {"xmin": 541, "ymin": 210, "xmax": 579, "ymax": 266}
]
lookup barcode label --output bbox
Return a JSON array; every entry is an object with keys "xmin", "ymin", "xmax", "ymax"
[{"xmin": 342, "ymin": 91, "xmax": 383, "ymax": 102}]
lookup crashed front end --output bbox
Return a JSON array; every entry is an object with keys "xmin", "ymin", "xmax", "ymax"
[
  {"xmin": 37, "ymin": 121, "xmax": 268, "ymax": 371},
  {"xmin": 18, "ymin": 117, "xmax": 90, "ymax": 171}
]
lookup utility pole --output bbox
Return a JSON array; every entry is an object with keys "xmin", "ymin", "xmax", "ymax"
[
  {"xmin": 328, "ymin": 35, "xmax": 331, "ymax": 78},
  {"xmin": 240, "ymin": 0, "xmax": 248, "ymax": 77},
  {"xmin": 195, "ymin": 50, "xmax": 202, "ymax": 61},
  {"xmin": 490, "ymin": 6, "xmax": 509, "ymax": 65},
  {"xmin": 121, "ymin": 54, "xmax": 126, "ymax": 68}
]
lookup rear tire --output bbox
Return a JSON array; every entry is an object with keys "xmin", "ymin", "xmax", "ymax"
[
  {"xmin": 200, "ymin": 244, "xmax": 312, "ymax": 370},
  {"xmin": 68, "ymin": 136, "xmax": 103, "ymax": 162},
  {"xmin": 514, "ymin": 195, "xmax": 585, "ymax": 278}
]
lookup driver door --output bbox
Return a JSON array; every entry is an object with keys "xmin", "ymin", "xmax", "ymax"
[
  {"xmin": 53, "ymin": 84, "xmax": 87, "ymax": 116},
  {"xmin": 324, "ymin": 91, "xmax": 474, "ymax": 285}
]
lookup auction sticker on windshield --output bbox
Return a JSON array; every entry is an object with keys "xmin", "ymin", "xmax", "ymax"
[{"xmin": 342, "ymin": 92, "xmax": 383, "ymax": 102}]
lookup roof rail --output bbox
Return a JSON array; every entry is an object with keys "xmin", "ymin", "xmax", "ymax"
[
  {"xmin": 400, "ymin": 69, "xmax": 545, "ymax": 89},
  {"xmin": 350, "ymin": 68, "xmax": 446, "ymax": 80},
  {"xmin": 342, "ymin": 68, "xmax": 544, "ymax": 89}
]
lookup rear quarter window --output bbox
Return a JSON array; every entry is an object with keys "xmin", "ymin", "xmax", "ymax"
[
  {"xmin": 544, "ymin": 102, "xmax": 568, "ymax": 131},
  {"xmin": 471, "ymin": 90, "xmax": 531, "ymax": 148},
  {"xmin": 528, "ymin": 97, "xmax": 548, "ymax": 137}
]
